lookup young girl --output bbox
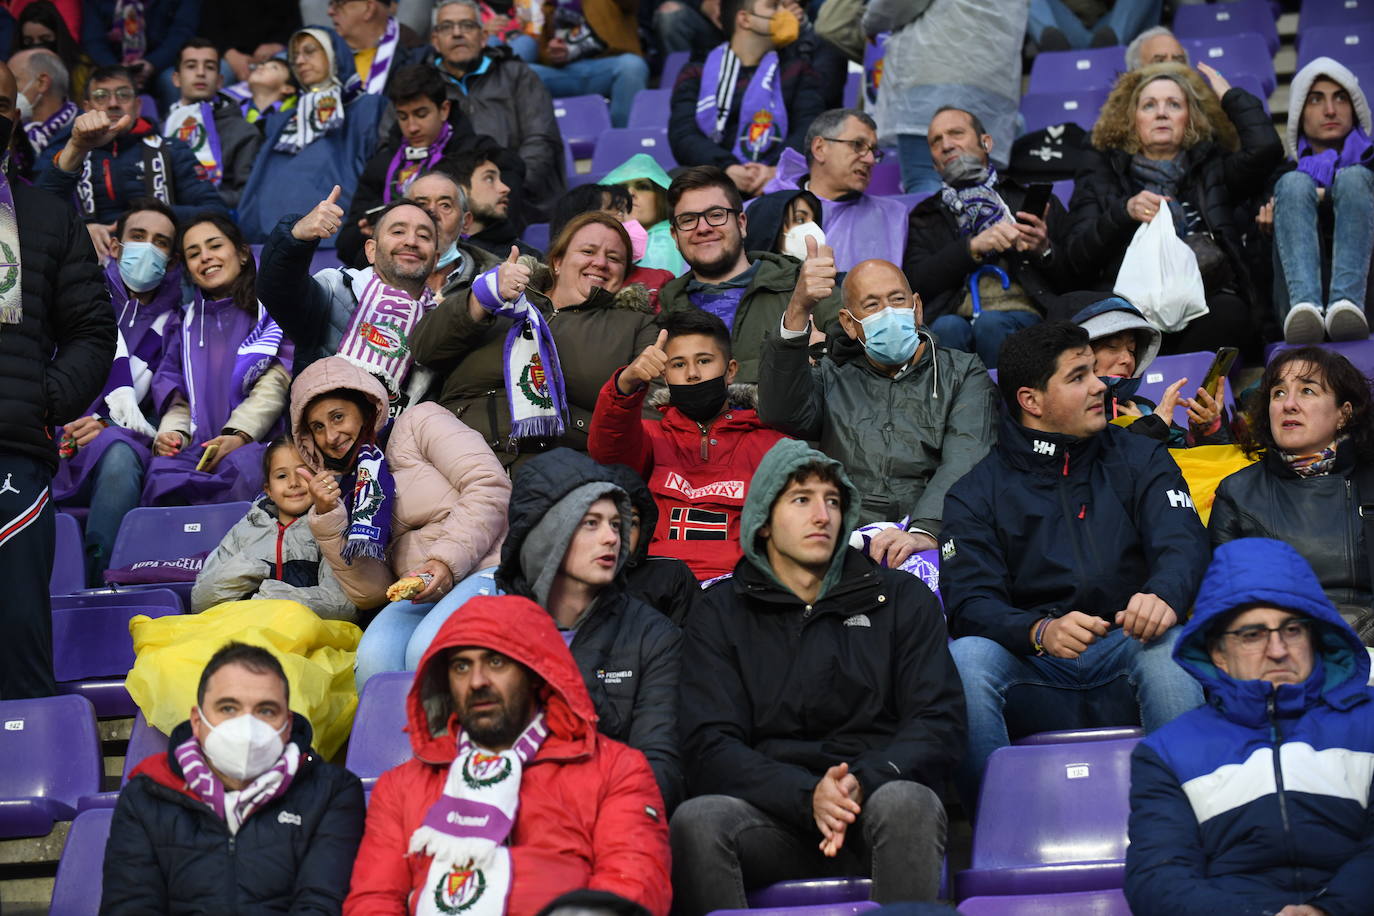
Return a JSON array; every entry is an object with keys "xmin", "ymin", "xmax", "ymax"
[{"xmin": 190, "ymin": 438, "xmax": 356, "ymax": 619}]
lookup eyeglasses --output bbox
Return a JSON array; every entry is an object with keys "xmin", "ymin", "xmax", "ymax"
[
  {"xmin": 434, "ymin": 19, "xmax": 483, "ymax": 35},
  {"xmin": 1221, "ymin": 618, "xmax": 1311, "ymax": 652},
  {"xmin": 671, "ymin": 207, "xmax": 738, "ymax": 232},
  {"xmin": 90, "ymin": 87, "xmax": 137, "ymax": 103},
  {"xmin": 820, "ymin": 136, "xmax": 885, "ymax": 162}
]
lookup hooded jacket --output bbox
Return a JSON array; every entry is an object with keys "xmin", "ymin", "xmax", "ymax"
[
  {"xmin": 1285, "ymin": 57, "xmax": 1373, "ymax": 162},
  {"xmin": 343, "ymin": 595, "xmax": 672, "ymax": 916},
  {"xmin": 600, "ymin": 154, "xmax": 688, "ymax": 275},
  {"xmin": 82, "ymin": 0, "xmax": 200, "ymax": 72},
  {"xmin": 496, "ymin": 448, "xmax": 682, "ymax": 810},
  {"xmin": 603, "ymin": 462, "xmax": 703, "ymax": 627},
  {"xmin": 681, "ymin": 439, "xmax": 966, "ymax": 832},
  {"xmin": 741, "ymin": 188, "xmax": 823, "ymax": 255},
  {"xmin": 191, "ymin": 496, "xmax": 357, "ymax": 619},
  {"xmin": 759, "ymin": 327, "xmax": 998, "ymax": 531},
  {"xmin": 1125, "ymin": 538, "xmax": 1374, "ymax": 916},
  {"xmin": 589, "ymin": 374, "xmax": 788, "ymax": 580},
  {"xmin": 942, "ymin": 416, "xmax": 1210, "ymax": 652},
  {"xmin": 103, "ymin": 714, "xmax": 365, "ymax": 915},
  {"xmin": 290, "ymin": 357, "xmax": 509, "ymax": 611}
]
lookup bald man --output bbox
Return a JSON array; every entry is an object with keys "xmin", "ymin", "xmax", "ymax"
[{"xmin": 758, "ymin": 258, "xmax": 999, "ymax": 561}]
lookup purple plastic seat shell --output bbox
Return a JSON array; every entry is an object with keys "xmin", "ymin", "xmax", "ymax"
[
  {"xmin": 51, "ymin": 807, "xmax": 115, "ymax": 916},
  {"xmin": 0, "ymin": 695, "xmax": 102, "ymax": 839}
]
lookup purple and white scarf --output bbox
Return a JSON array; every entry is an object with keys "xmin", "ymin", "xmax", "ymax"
[
  {"xmin": 112, "ymin": 0, "xmax": 146, "ymax": 63},
  {"xmin": 384, "ymin": 122, "xmax": 453, "ymax": 202},
  {"xmin": 472, "ymin": 264, "xmax": 569, "ymax": 441},
  {"xmin": 1297, "ymin": 127, "xmax": 1374, "ymax": 189},
  {"xmin": 0, "ymin": 166, "xmax": 21, "ymax": 327},
  {"xmin": 174, "ymin": 734, "xmax": 301, "ymax": 836},
  {"xmin": 102, "ymin": 259, "xmax": 180, "ymax": 432},
  {"xmin": 939, "ymin": 163, "xmax": 1012, "ymax": 238},
  {"xmin": 340, "ymin": 440, "xmax": 394, "ymax": 562},
  {"xmin": 182, "ymin": 295, "xmax": 291, "ymax": 439},
  {"xmin": 164, "ymin": 101, "xmax": 225, "ymax": 186},
  {"xmin": 695, "ymin": 44, "xmax": 786, "ymax": 163},
  {"xmin": 24, "ymin": 99, "xmax": 77, "ymax": 155},
  {"xmin": 411, "ymin": 712, "xmax": 548, "ymax": 916},
  {"xmin": 337, "ymin": 269, "xmax": 436, "ymax": 400},
  {"xmin": 363, "ymin": 17, "xmax": 402, "ymax": 96},
  {"xmin": 275, "ymin": 85, "xmax": 346, "ymax": 154}
]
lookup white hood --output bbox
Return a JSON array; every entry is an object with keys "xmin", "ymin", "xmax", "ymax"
[{"xmin": 1286, "ymin": 56, "xmax": 1372, "ymax": 159}]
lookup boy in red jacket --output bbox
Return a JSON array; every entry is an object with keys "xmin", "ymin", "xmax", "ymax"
[{"xmin": 589, "ymin": 309, "xmax": 788, "ymax": 581}]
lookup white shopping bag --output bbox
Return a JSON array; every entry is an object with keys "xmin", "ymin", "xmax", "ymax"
[{"xmin": 1113, "ymin": 208, "xmax": 1209, "ymax": 333}]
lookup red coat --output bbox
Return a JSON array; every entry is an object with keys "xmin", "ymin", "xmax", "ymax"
[
  {"xmin": 344, "ymin": 596, "xmax": 672, "ymax": 916},
  {"xmin": 588, "ymin": 371, "xmax": 788, "ymax": 580}
]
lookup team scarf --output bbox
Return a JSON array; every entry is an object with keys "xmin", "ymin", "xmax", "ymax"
[
  {"xmin": 182, "ymin": 294, "xmax": 290, "ymax": 439},
  {"xmin": 362, "ymin": 17, "xmax": 402, "ymax": 95},
  {"xmin": 103, "ymin": 259, "xmax": 181, "ymax": 435},
  {"xmin": 112, "ymin": 0, "xmax": 146, "ymax": 63},
  {"xmin": 939, "ymin": 161, "xmax": 1012, "ymax": 238},
  {"xmin": 275, "ymin": 84, "xmax": 346, "ymax": 154},
  {"xmin": 471, "ymin": 264, "xmax": 569, "ymax": 441},
  {"xmin": 75, "ymin": 132, "xmax": 173, "ymax": 218},
  {"xmin": 1297, "ymin": 127, "xmax": 1374, "ymax": 189},
  {"xmin": 338, "ymin": 439, "xmax": 395, "ymax": 562},
  {"xmin": 411, "ymin": 712, "xmax": 548, "ymax": 916},
  {"xmin": 24, "ymin": 99, "xmax": 77, "ymax": 154},
  {"xmin": 384, "ymin": 122, "xmax": 453, "ymax": 202},
  {"xmin": 1282, "ymin": 434, "xmax": 1349, "ymax": 478},
  {"xmin": 695, "ymin": 45, "xmax": 786, "ymax": 163},
  {"xmin": 174, "ymin": 734, "xmax": 301, "ymax": 836},
  {"xmin": 164, "ymin": 100, "xmax": 225, "ymax": 185},
  {"xmin": 337, "ymin": 269, "xmax": 437, "ymax": 400},
  {"xmin": 0, "ymin": 162, "xmax": 20, "ymax": 327}
]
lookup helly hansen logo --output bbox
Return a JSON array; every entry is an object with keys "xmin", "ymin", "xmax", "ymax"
[
  {"xmin": 1033, "ymin": 440, "xmax": 1056, "ymax": 456},
  {"xmin": 1167, "ymin": 489, "xmax": 1194, "ymax": 509},
  {"xmin": 941, "ymin": 540, "xmax": 956, "ymax": 561},
  {"xmin": 843, "ymin": 614, "xmax": 872, "ymax": 628},
  {"xmin": 277, "ymin": 811, "xmax": 302, "ymax": 826}
]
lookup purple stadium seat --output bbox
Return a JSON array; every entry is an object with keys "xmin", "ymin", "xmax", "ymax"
[
  {"xmin": 1174, "ymin": 0, "xmax": 1279, "ymax": 54},
  {"xmin": 868, "ymin": 159, "xmax": 903, "ymax": 196},
  {"xmin": 1296, "ymin": 23, "xmax": 1374, "ymax": 68},
  {"xmin": 345, "ymin": 671, "xmax": 414, "ymax": 785},
  {"xmin": 1014, "ymin": 726, "xmax": 1144, "ymax": 746},
  {"xmin": 50, "ymin": 807, "xmax": 114, "ymax": 916},
  {"xmin": 590, "ymin": 128, "xmax": 677, "ymax": 174},
  {"xmin": 554, "ymin": 94, "xmax": 613, "ymax": 159},
  {"xmin": 1264, "ymin": 337, "xmax": 1374, "ymax": 376},
  {"xmin": 0, "ymin": 695, "xmax": 102, "ymax": 838},
  {"xmin": 1019, "ymin": 90, "xmax": 1110, "ymax": 133},
  {"xmin": 310, "ymin": 247, "xmax": 340, "ymax": 275},
  {"xmin": 958, "ymin": 889, "xmax": 1131, "ymax": 915},
  {"xmin": 748, "ymin": 879, "xmax": 871, "ymax": 908},
  {"xmin": 1136, "ymin": 351, "xmax": 1236, "ymax": 428},
  {"xmin": 1230, "ymin": 72, "xmax": 1271, "ymax": 112},
  {"xmin": 1027, "ymin": 47, "xmax": 1124, "ymax": 95},
  {"xmin": 843, "ymin": 71, "xmax": 861, "ymax": 108},
  {"xmin": 107, "ymin": 502, "xmax": 250, "ymax": 572},
  {"xmin": 661, "ymin": 50, "xmax": 690, "ymax": 91},
  {"xmin": 709, "ymin": 903, "xmax": 880, "ymax": 916},
  {"xmin": 1052, "ymin": 180, "xmax": 1074, "ymax": 208},
  {"xmin": 524, "ymin": 222, "xmax": 550, "ymax": 253},
  {"xmin": 628, "ymin": 88, "xmax": 673, "ymax": 129},
  {"xmin": 1300, "ymin": 0, "xmax": 1374, "ymax": 31},
  {"xmin": 51, "ymin": 511, "xmax": 85, "ymax": 596},
  {"xmin": 123, "ymin": 709, "xmax": 169, "ymax": 783},
  {"xmin": 1182, "ymin": 34, "xmax": 1276, "ymax": 96},
  {"xmin": 138, "ymin": 94, "xmax": 158, "ymax": 122},
  {"xmin": 955, "ymin": 737, "xmax": 1139, "ymax": 899},
  {"xmin": 52, "ymin": 589, "xmax": 182, "ymax": 717}
]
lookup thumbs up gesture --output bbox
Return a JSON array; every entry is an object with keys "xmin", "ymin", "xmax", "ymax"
[
  {"xmin": 497, "ymin": 245, "xmax": 531, "ymax": 301},
  {"xmin": 70, "ymin": 110, "xmax": 132, "ymax": 153},
  {"xmin": 618, "ymin": 329, "xmax": 670, "ymax": 394},
  {"xmin": 291, "ymin": 185, "xmax": 345, "ymax": 241},
  {"xmin": 790, "ymin": 235, "xmax": 837, "ymax": 315}
]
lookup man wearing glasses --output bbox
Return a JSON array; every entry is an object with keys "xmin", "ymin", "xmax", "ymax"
[
  {"xmin": 1125, "ymin": 537, "xmax": 1374, "ymax": 916},
  {"xmin": 36, "ymin": 65, "xmax": 226, "ymax": 259}
]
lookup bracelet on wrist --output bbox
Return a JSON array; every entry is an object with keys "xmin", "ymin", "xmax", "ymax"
[{"xmin": 1032, "ymin": 616, "xmax": 1053, "ymax": 656}]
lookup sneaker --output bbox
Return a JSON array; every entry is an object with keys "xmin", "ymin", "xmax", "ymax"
[
  {"xmin": 1325, "ymin": 300, "xmax": 1370, "ymax": 342},
  {"xmin": 1283, "ymin": 302, "xmax": 1325, "ymax": 344},
  {"xmin": 1090, "ymin": 25, "xmax": 1118, "ymax": 48},
  {"xmin": 1038, "ymin": 26, "xmax": 1071, "ymax": 52}
]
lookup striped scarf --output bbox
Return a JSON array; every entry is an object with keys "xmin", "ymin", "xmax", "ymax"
[
  {"xmin": 174, "ymin": 735, "xmax": 300, "ymax": 835},
  {"xmin": 362, "ymin": 17, "xmax": 401, "ymax": 95}
]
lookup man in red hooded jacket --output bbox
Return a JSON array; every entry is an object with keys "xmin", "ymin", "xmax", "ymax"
[{"xmin": 344, "ymin": 594, "xmax": 672, "ymax": 916}]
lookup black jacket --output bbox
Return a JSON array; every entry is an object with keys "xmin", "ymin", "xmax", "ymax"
[
  {"xmin": 2, "ymin": 181, "xmax": 115, "ymax": 471},
  {"xmin": 1062, "ymin": 88, "xmax": 1282, "ymax": 301},
  {"xmin": 101, "ymin": 716, "xmax": 365, "ymax": 915},
  {"xmin": 902, "ymin": 178, "xmax": 1075, "ymax": 323},
  {"xmin": 681, "ymin": 549, "xmax": 965, "ymax": 833},
  {"xmin": 1210, "ymin": 444, "xmax": 1372, "ymax": 613},
  {"xmin": 942, "ymin": 417, "xmax": 1211, "ymax": 653},
  {"xmin": 604, "ymin": 462, "xmax": 701, "ymax": 627},
  {"xmin": 497, "ymin": 448, "xmax": 683, "ymax": 811}
]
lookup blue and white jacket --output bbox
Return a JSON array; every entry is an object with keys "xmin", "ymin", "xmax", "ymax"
[{"xmin": 1125, "ymin": 538, "xmax": 1374, "ymax": 916}]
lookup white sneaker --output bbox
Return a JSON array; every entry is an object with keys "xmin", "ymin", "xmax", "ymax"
[
  {"xmin": 1283, "ymin": 302, "xmax": 1325, "ymax": 344},
  {"xmin": 1325, "ymin": 300, "xmax": 1370, "ymax": 342}
]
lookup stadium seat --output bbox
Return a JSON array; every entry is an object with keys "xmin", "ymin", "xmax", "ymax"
[
  {"xmin": 310, "ymin": 247, "xmax": 340, "ymax": 275},
  {"xmin": 1296, "ymin": 23, "xmax": 1374, "ymax": 68},
  {"xmin": 956, "ymin": 737, "xmax": 1139, "ymax": 899},
  {"xmin": 709, "ymin": 904, "xmax": 880, "ymax": 916},
  {"xmin": 52, "ymin": 589, "xmax": 182, "ymax": 718},
  {"xmin": 891, "ymin": 192, "xmax": 931, "ymax": 212},
  {"xmin": 958, "ymin": 889, "xmax": 1131, "ymax": 915},
  {"xmin": 1136, "ymin": 351, "xmax": 1237, "ymax": 428},
  {"xmin": 138, "ymin": 94, "xmax": 158, "ymax": 122},
  {"xmin": 1299, "ymin": 0, "xmax": 1374, "ymax": 31},
  {"xmin": 1014, "ymin": 727, "xmax": 1144, "ymax": 746},
  {"xmin": 1174, "ymin": 0, "xmax": 1279, "ymax": 54},
  {"xmin": 867, "ymin": 159, "xmax": 903, "ymax": 196},
  {"xmin": 748, "ymin": 879, "xmax": 870, "ymax": 909},
  {"xmin": 345, "ymin": 671, "xmax": 414, "ymax": 792},
  {"xmin": 589, "ymin": 128, "xmax": 677, "ymax": 174},
  {"xmin": 1264, "ymin": 337, "xmax": 1374, "ymax": 376},
  {"xmin": 50, "ymin": 807, "xmax": 114, "ymax": 916},
  {"xmin": 554, "ymin": 94, "xmax": 613, "ymax": 159},
  {"xmin": 628, "ymin": 88, "xmax": 673, "ymax": 128},
  {"xmin": 1182, "ymin": 34, "xmax": 1276, "ymax": 96},
  {"xmin": 1052, "ymin": 180, "xmax": 1074, "ymax": 208},
  {"xmin": 51, "ymin": 511, "xmax": 85, "ymax": 596},
  {"xmin": 104, "ymin": 501, "xmax": 250, "ymax": 606},
  {"xmin": 122, "ymin": 709, "xmax": 169, "ymax": 783},
  {"xmin": 1027, "ymin": 47, "xmax": 1124, "ymax": 95},
  {"xmin": 1019, "ymin": 90, "xmax": 1110, "ymax": 133},
  {"xmin": 843, "ymin": 71, "xmax": 861, "ymax": 108},
  {"xmin": 660, "ymin": 50, "xmax": 690, "ymax": 91},
  {"xmin": 524, "ymin": 222, "xmax": 550, "ymax": 253},
  {"xmin": 1230, "ymin": 72, "xmax": 1271, "ymax": 113},
  {"xmin": 0, "ymin": 695, "xmax": 102, "ymax": 838}
]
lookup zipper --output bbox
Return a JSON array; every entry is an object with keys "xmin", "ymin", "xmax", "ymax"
[
  {"xmin": 275, "ymin": 523, "xmax": 286, "ymax": 580},
  {"xmin": 1267, "ymin": 694, "xmax": 1304, "ymax": 894},
  {"xmin": 1346, "ymin": 479, "xmax": 1359, "ymax": 595},
  {"xmin": 697, "ymin": 421, "xmax": 709, "ymax": 460},
  {"xmin": 1056, "ymin": 451, "xmax": 1090, "ymax": 586}
]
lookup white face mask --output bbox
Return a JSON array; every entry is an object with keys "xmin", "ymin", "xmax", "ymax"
[
  {"xmin": 782, "ymin": 221, "xmax": 826, "ymax": 260},
  {"xmin": 198, "ymin": 708, "xmax": 288, "ymax": 782},
  {"xmin": 15, "ymin": 80, "xmax": 37, "ymax": 122}
]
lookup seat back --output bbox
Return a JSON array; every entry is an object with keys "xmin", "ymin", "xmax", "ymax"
[
  {"xmin": 867, "ymin": 158, "xmax": 903, "ymax": 196},
  {"xmin": 50, "ymin": 807, "xmax": 115, "ymax": 916},
  {"xmin": 0, "ymin": 696, "xmax": 102, "ymax": 825},
  {"xmin": 659, "ymin": 51, "xmax": 690, "ymax": 90},
  {"xmin": 554, "ymin": 94, "xmax": 612, "ymax": 159},
  {"xmin": 589, "ymin": 128, "xmax": 677, "ymax": 174},
  {"xmin": 1296, "ymin": 23, "xmax": 1374, "ymax": 68},
  {"xmin": 1019, "ymin": 90, "xmax": 1109, "ymax": 133},
  {"xmin": 1300, "ymin": 0, "xmax": 1374, "ymax": 31},
  {"xmin": 122, "ymin": 710, "xmax": 169, "ymax": 784},
  {"xmin": 709, "ymin": 904, "xmax": 879, "ymax": 916},
  {"xmin": 345, "ymin": 672, "xmax": 415, "ymax": 779},
  {"xmin": 958, "ymin": 888, "xmax": 1131, "ymax": 915},
  {"xmin": 747, "ymin": 879, "xmax": 871, "ymax": 909},
  {"xmin": 51, "ymin": 512, "xmax": 85, "ymax": 595},
  {"xmin": 1265, "ymin": 337, "xmax": 1374, "ymax": 376},
  {"xmin": 52, "ymin": 595, "xmax": 181, "ymax": 682},
  {"xmin": 1027, "ymin": 47, "xmax": 1124, "ymax": 95},
  {"xmin": 1136, "ymin": 350, "xmax": 1235, "ymax": 428},
  {"xmin": 107, "ymin": 502, "xmax": 250, "ymax": 571},
  {"xmin": 1182, "ymin": 33, "xmax": 1276, "ymax": 94},
  {"xmin": 628, "ymin": 88, "xmax": 673, "ymax": 128},
  {"xmin": 1174, "ymin": 0, "xmax": 1279, "ymax": 53}
]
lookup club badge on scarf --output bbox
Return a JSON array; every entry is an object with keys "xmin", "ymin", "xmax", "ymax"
[
  {"xmin": 471, "ymin": 265, "xmax": 569, "ymax": 442},
  {"xmin": 165, "ymin": 101, "xmax": 225, "ymax": 185},
  {"xmin": 696, "ymin": 45, "xmax": 787, "ymax": 163},
  {"xmin": 275, "ymin": 85, "xmax": 346, "ymax": 154},
  {"xmin": 411, "ymin": 713, "xmax": 548, "ymax": 916}
]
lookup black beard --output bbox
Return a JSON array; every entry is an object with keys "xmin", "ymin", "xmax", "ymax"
[{"xmin": 686, "ymin": 239, "xmax": 744, "ymax": 280}]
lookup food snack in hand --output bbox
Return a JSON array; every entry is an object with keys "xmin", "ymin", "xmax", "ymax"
[{"xmin": 386, "ymin": 573, "xmax": 433, "ymax": 601}]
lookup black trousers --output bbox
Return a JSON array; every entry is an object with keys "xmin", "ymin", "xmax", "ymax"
[{"xmin": 0, "ymin": 454, "xmax": 56, "ymax": 698}]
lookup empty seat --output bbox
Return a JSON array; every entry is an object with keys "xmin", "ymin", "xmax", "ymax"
[
  {"xmin": 524, "ymin": 222, "xmax": 551, "ymax": 253},
  {"xmin": 660, "ymin": 50, "xmax": 690, "ymax": 91},
  {"xmin": 1052, "ymin": 180, "xmax": 1074, "ymax": 208},
  {"xmin": 1014, "ymin": 726, "xmax": 1144, "ymax": 746},
  {"xmin": 747, "ymin": 878, "xmax": 871, "ymax": 908},
  {"xmin": 345, "ymin": 671, "xmax": 414, "ymax": 790},
  {"xmin": 628, "ymin": 88, "xmax": 673, "ymax": 128},
  {"xmin": 52, "ymin": 588, "xmax": 182, "ymax": 717},
  {"xmin": 105, "ymin": 501, "xmax": 251, "ymax": 605},
  {"xmin": 1027, "ymin": 47, "xmax": 1124, "ymax": 95},
  {"xmin": 1019, "ymin": 90, "xmax": 1109, "ymax": 133},
  {"xmin": 843, "ymin": 71, "xmax": 861, "ymax": 108},
  {"xmin": 51, "ymin": 511, "xmax": 85, "ymax": 596},
  {"xmin": 1136, "ymin": 351, "xmax": 1237, "ymax": 428},
  {"xmin": 50, "ymin": 807, "xmax": 114, "ymax": 916},
  {"xmin": 956, "ymin": 737, "xmax": 1139, "ymax": 899},
  {"xmin": 867, "ymin": 159, "xmax": 903, "ymax": 196},
  {"xmin": 958, "ymin": 888, "xmax": 1131, "ymax": 915},
  {"xmin": 554, "ymin": 94, "xmax": 612, "ymax": 159},
  {"xmin": 1296, "ymin": 23, "xmax": 1374, "ymax": 68},
  {"xmin": 709, "ymin": 903, "xmax": 879, "ymax": 916},
  {"xmin": 1182, "ymin": 34, "xmax": 1276, "ymax": 96},
  {"xmin": 590, "ymin": 128, "xmax": 677, "ymax": 174},
  {"xmin": 0, "ymin": 695, "xmax": 102, "ymax": 838},
  {"xmin": 1265, "ymin": 337, "xmax": 1374, "ymax": 376},
  {"xmin": 1300, "ymin": 0, "xmax": 1374, "ymax": 31},
  {"xmin": 1174, "ymin": 0, "xmax": 1279, "ymax": 54}
]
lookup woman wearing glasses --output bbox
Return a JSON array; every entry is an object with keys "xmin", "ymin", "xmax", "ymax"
[
  {"xmin": 1210, "ymin": 346, "xmax": 1373, "ymax": 632},
  {"xmin": 411, "ymin": 211, "xmax": 659, "ymax": 469}
]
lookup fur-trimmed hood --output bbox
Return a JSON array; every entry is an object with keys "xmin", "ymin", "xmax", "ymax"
[
  {"xmin": 526, "ymin": 259, "xmax": 657, "ymax": 315},
  {"xmin": 1286, "ymin": 56, "xmax": 1373, "ymax": 159},
  {"xmin": 288, "ymin": 356, "xmax": 390, "ymax": 473},
  {"xmin": 1092, "ymin": 61, "xmax": 1239, "ymax": 154}
]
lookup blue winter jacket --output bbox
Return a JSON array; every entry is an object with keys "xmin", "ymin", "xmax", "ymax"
[
  {"xmin": 1125, "ymin": 538, "xmax": 1374, "ymax": 916},
  {"xmin": 81, "ymin": 0, "xmax": 202, "ymax": 72}
]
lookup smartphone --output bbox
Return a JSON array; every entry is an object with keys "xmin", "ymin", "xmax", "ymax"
[
  {"xmin": 1199, "ymin": 346, "xmax": 1239, "ymax": 400},
  {"xmin": 195, "ymin": 442, "xmax": 219, "ymax": 472},
  {"xmin": 1018, "ymin": 184, "xmax": 1053, "ymax": 221}
]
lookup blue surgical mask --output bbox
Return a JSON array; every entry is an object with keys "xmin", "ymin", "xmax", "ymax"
[
  {"xmin": 435, "ymin": 240, "xmax": 460, "ymax": 269},
  {"xmin": 117, "ymin": 241, "xmax": 170, "ymax": 293},
  {"xmin": 850, "ymin": 306, "xmax": 919, "ymax": 366}
]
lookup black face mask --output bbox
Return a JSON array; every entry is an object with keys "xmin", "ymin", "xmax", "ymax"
[
  {"xmin": 0, "ymin": 115, "xmax": 14, "ymax": 155},
  {"xmin": 668, "ymin": 374, "xmax": 728, "ymax": 424}
]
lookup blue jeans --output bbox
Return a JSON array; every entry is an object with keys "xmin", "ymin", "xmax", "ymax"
[
  {"xmin": 354, "ymin": 567, "xmax": 498, "ymax": 692},
  {"xmin": 491, "ymin": 33, "xmax": 540, "ymax": 63},
  {"xmin": 85, "ymin": 441, "xmax": 145, "ymax": 586},
  {"xmin": 950, "ymin": 626, "xmax": 1201, "ymax": 808},
  {"xmin": 653, "ymin": 1, "xmax": 721, "ymax": 57},
  {"xmin": 1027, "ymin": 0, "xmax": 1162, "ymax": 45},
  {"xmin": 1273, "ymin": 167, "xmax": 1374, "ymax": 315},
  {"xmin": 529, "ymin": 54, "xmax": 649, "ymax": 128},
  {"xmin": 929, "ymin": 310, "xmax": 1041, "ymax": 370},
  {"xmin": 896, "ymin": 136, "xmax": 941, "ymax": 195}
]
